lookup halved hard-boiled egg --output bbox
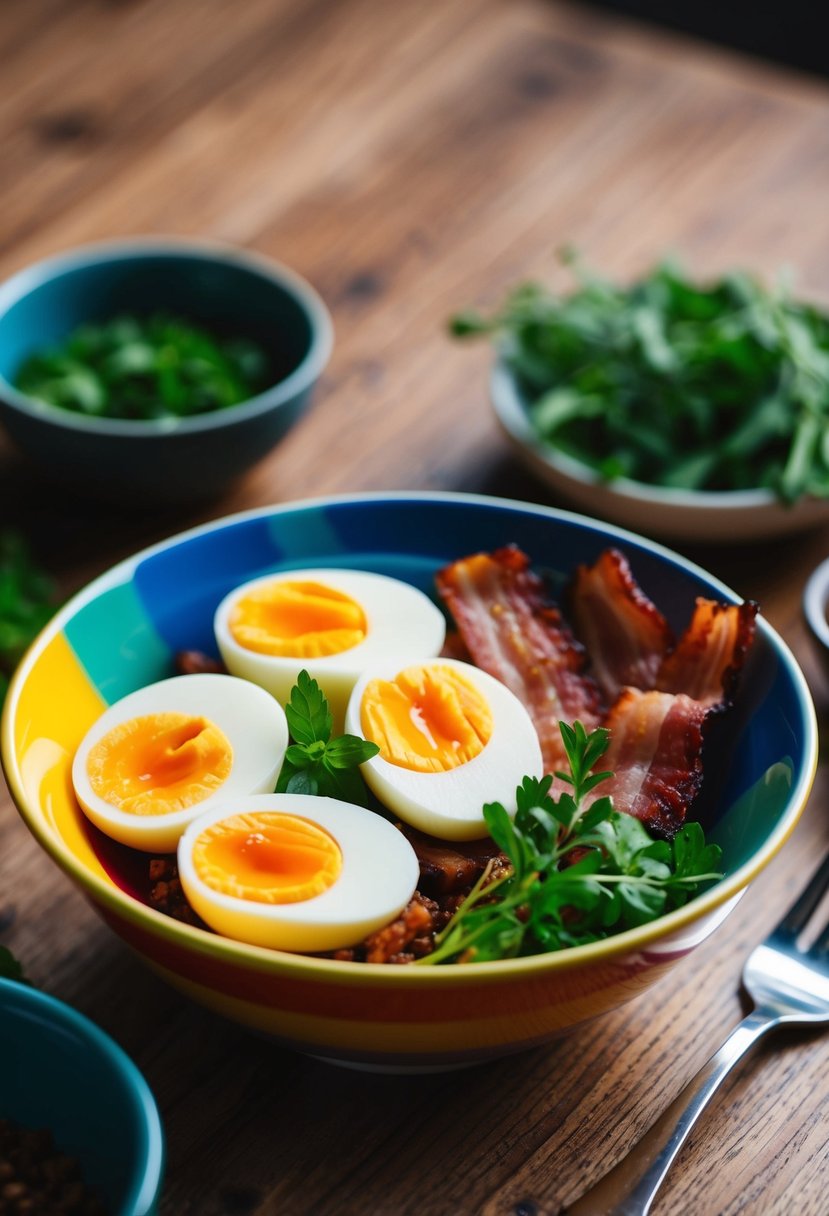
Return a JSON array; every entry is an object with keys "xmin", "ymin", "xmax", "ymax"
[
  {"xmin": 344, "ymin": 657, "xmax": 543, "ymax": 840},
  {"xmin": 177, "ymin": 793, "xmax": 420, "ymax": 952},
  {"xmin": 213, "ymin": 569, "xmax": 446, "ymax": 726},
  {"xmin": 72, "ymin": 674, "xmax": 288, "ymax": 852}
]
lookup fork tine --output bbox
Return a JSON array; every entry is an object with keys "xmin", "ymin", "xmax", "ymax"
[
  {"xmin": 774, "ymin": 851, "xmax": 829, "ymax": 938},
  {"xmin": 814, "ymin": 921, "xmax": 829, "ymax": 955}
]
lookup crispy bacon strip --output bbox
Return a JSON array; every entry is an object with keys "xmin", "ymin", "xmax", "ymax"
[
  {"xmin": 435, "ymin": 546, "xmax": 603, "ymax": 772},
  {"xmin": 656, "ymin": 599, "xmax": 758, "ymax": 707},
  {"xmin": 437, "ymin": 543, "xmax": 757, "ymax": 837},
  {"xmin": 590, "ymin": 598, "xmax": 756, "ymax": 834},
  {"xmin": 568, "ymin": 549, "xmax": 674, "ymax": 701},
  {"xmin": 593, "ymin": 596, "xmax": 756, "ymax": 834},
  {"xmin": 598, "ymin": 689, "xmax": 708, "ymax": 837}
]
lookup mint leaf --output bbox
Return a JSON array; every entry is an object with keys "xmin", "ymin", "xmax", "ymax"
[
  {"xmin": 323, "ymin": 735, "xmax": 379, "ymax": 768},
  {"xmin": 320, "ymin": 760, "xmax": 373, "ymax": 807},
  {"xmin": 285, "ymin": 669, "xmax": 332, "ymax": 746},
  {"xmin": 276, "ymin": 672, "xmax": 375, "ymax": 807},
  {"xmin": 286, "ymin": 768, "xmax": 319, "ymax": 796}
]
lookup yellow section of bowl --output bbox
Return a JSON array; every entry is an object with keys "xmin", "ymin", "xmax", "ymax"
[{"xmin": 12, "ymin": 631, "xmax": 109, "ymax": 881}]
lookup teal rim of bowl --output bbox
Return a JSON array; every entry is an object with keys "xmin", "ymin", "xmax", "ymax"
[
  {"xmin": 0, "ymin": 976, "xmax": 165, "ymax": 1215},
  {"xmin": 0, "ymin": 236, "xmax": 333, "ymax": 438}
]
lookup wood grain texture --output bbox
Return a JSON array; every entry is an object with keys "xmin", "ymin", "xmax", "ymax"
[{"xmin": 1, "ymin": 2, "xmax": 829, "ymax": 1213}]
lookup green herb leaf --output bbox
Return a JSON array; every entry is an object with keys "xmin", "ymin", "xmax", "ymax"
[
  {"xmin": 283, "ymin": 768, "xmax": 319, "ymax": 797},
  {"xmin": 320, "ymin": 759, "xmax": 374, "ymax": 808},
  {"xmin": 285, "ymin": 669, "xmax": 333, "ymax": 746},
  {"xmin": 276, "ymin": 671, "xmax": 375, "ymax": 807},
  {"xmin": 323, "ymin": 735, "xmax": 380, "ymax": 769}
]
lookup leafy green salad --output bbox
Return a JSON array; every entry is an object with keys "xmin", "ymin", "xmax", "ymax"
[{"xmin": 452, "ymin": 252, "xmax": 829, "ymax": 504}]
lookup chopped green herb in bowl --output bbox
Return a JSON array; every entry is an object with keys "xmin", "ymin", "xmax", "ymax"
[
  {"xmin": 453, "ymin": 252, "xmax": 829, "ymax": 541},
  {"xmin": 15, "ymin": 314, "xmax": 270, "ymax": 422},
  {"xmin": 0, "ymin": 239, "xmax": 332, "ymax": 504}
]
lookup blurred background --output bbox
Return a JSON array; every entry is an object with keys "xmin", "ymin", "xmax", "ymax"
[
  {"xmin": 3, "ymin": 0, "xmax": 829, "ymax": 586},
  {"xmin": 590, "ymin": 1, "xmax": 826, "ymax": 77},
  {"xmin": 3, "ymin": 3, "xmax": 829, "ymax": 1214}
]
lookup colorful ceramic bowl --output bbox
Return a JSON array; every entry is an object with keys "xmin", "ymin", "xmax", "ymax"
[
  {"xmin": 0, "ymin": 238, "xmax": 332, "ymax": 505},
  {"xmin": 0, "ymin": 977, "xmax": 164, "ymax": 1214},
  {"xmin": 491, "ymin": 363, "xmax": 829, "ymax": 543},
  {"xmin": 0, "ymin": 494, "xmax": 817, "ymax": 1071}
]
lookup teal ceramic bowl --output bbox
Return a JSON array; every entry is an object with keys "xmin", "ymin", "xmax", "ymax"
[
  {"xmin": 0, "ymin": 977, "xmax": 164, "ymax": 1214},
  {"xmin": 0, "ymin": 238, "xmax": 332, "ymax": 505},
  {"xmin": 0, "ymin": 493, "xmax": 818, "ymax": 1070}
]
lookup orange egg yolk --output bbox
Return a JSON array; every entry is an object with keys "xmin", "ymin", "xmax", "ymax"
[
  {"xmin": 228, "ymin": 580, "xmax": 367, "ymax": 658},
  {"xmin": 360, "ymin": 664, "xmax": 493, "ymax": 773},
  {"xmin": 86, "ymin": 712, "xmax": 233, "ymax": 816},
  {"xmin": 192, "ymin": 812, "xmax": 343, "ymax": 903}
]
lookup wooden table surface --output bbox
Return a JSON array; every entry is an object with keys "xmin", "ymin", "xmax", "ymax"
[{"xmin": 2, "ymin": 2, "xmax": 829, "ymax": 1213}]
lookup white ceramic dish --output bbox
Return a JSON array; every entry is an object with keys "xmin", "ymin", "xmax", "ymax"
[
  {"xmin": 490, "ymin": 362, "xmax": 829, "ymax": 543},
  {"xmin": 803, "ymin": 553, "xmax": 829, "ymax": 657}
]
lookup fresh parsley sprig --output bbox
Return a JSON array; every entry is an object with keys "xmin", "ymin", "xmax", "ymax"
[
  {"xmin": 275, "ymin": 669, "xmax": 379, "ymax": 806},
  {"xmin": 419, "ymin": 721, "xmax": 723, "ymax": 965}
]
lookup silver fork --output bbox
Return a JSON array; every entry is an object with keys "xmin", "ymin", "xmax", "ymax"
[{"xmin": 564, "ymin": 852, "xmax": 829, "ymax": 1216}]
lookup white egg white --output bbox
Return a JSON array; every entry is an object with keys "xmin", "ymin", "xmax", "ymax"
[
  {"xmin": 72, "ymin": 673, "xmax": 288, "ymax": 853},
  {"xmin": 213, "ymin": 568, "xmax": 446, "ymax": 728},
  {"xmin": 177, "ymin": 793, "xmax": 420, "ymax": 953},
  {"xmin": 345, "ymin": 657, "xmax": 544, "ymax": 841}
]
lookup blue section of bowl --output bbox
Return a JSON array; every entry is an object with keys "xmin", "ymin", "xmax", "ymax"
[
  {"xmin": 132, "ymin": 514, "xmax": 287, "ymax": 655},
  {"xmin": 0, "ymin": 978, "xmax": 165, "ymax": 1215}
]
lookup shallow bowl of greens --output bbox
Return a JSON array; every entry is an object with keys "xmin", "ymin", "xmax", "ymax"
[
  {"xmin": 491, "ymin": 364, "xmax": 829, "ymax": 543},
  {"xmin": 0, "ymin": 493, "xmax": 817, "ymax": 1070},
  {"xmin": 460, "ymin": 258, "xmax": 829, "ymax": 542},
  {"xmin": 0, "ymin": 238, "xmax": 332, "ymax": 505}
]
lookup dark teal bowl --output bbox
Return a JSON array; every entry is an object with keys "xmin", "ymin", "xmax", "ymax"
[
  {"xmin": 0, "ymin": 977, "xmax": 164, "ymax": 1214},
  {"xmin": 0, "ymin": 239, "xmax": 333, "ymax": 505}
]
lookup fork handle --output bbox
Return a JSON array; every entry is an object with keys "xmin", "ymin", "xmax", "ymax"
[{"xmin": 563, "ymin": 1010, "xmax": 774, "ymax": 1216}]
